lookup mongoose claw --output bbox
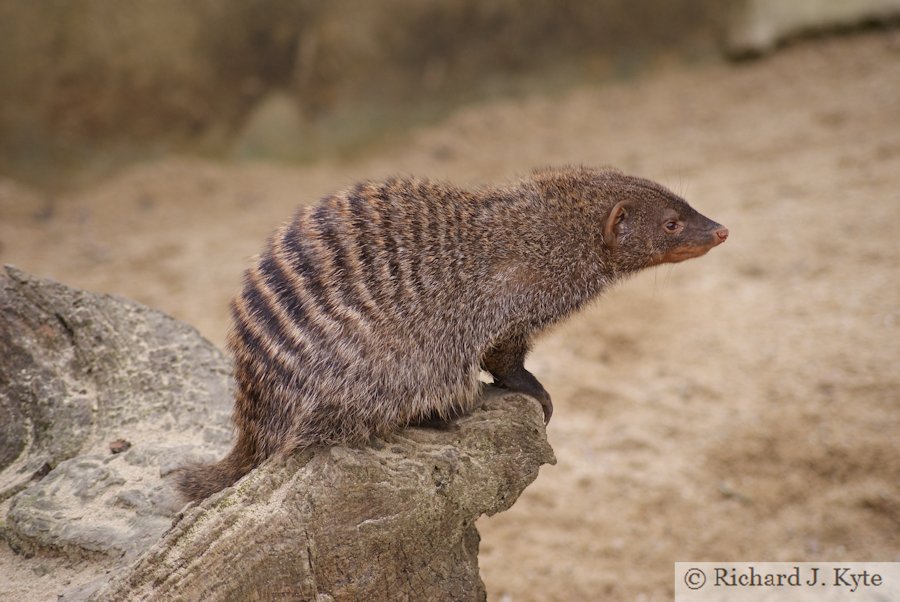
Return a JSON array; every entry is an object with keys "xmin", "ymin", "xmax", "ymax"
[
  {"xmin": 494, "ymin": 375, "xmax": 553, "ymax": 425},
  {"xmin": 539, "ymin": 395, "xmax": 553, "ymax": 425}
]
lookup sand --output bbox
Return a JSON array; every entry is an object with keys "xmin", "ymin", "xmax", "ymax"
[{"xmin": 1, "ymin": 29, "xmax": 898, "ymax": 601}]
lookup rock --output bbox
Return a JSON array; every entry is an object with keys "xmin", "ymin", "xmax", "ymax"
[
  {"xmin": 0, "ymin": 264, "xmax": 231, "ymax": 560},
  {"xmin": 0, "ymin": 267, "xmax": 555, "ymax": 600},
  {"xmin": 92, "ymin": 389, "xmax": 554, "ymax": 601},
  {"xmin": 725, "ymin": 0, "xmax": 900, "ymax": 57},
  {"xmin": 108, "ymin": 439, "xmax": 132, "ymax": 455},
  {"xmin": 0, "ymin": 266, "xmax": 232, "ymax": 498},
  {"xmin": 232, "ymin": 92, "xmax": 310, "ymax": 162}
]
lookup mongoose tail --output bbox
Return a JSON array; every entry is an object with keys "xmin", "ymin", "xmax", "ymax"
[{"xmin": 175, "ymin": 432, "xmax": 257, "ymax": 502}]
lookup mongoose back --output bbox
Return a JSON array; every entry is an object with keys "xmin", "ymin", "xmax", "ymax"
[{"xmin": 176, "ymin": 166, "xmax": 728, "ymax": 501}]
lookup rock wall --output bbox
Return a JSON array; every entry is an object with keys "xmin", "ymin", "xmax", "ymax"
[
  {"xmin": 0, "ymin": 0, "xmax": 731, "ymax": 185},
  {"xmin": 725, "ymin": 0, "xmax": 900, "ymax": 56}
]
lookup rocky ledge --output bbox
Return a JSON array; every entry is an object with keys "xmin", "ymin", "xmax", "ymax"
[{"xmin": 0, "ymin": 266, "xmax": 555, "ymax": 601}]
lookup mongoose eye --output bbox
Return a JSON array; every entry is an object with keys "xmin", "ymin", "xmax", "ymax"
[{"xmin": 664, "ymin": 220, "xmax": 681, "ymax": 232}]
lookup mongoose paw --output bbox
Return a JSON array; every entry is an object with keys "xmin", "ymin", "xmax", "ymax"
[{"xmin": 493, "ymin": 378, "xmax": 553, "ymax": 424}]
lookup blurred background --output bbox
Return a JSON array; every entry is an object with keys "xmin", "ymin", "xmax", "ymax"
[
  {"xmin": 3, "ymin": 0, "xmax": 898, "ymax": 188},
  {"xmin": 1, "ymin": 0, "xmax": 898, "ymax": 600}
]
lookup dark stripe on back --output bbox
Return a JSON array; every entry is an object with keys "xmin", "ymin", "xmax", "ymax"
[
  {"xmin": 310, "ymin": 200, "xmax": 374, "ymax": 324},
  {"xmin": 448, "ymin": 188, "xmax": 466, "ymax": 286},
  {"xmin": 374, "ymin": 183, "xmax": 404, "ymax": 311},
  {"xmin": 259, "ymin": 253, "xmax": 311, "ymax": 329},
  {"xmin": 279, "ymin": 219, "xmax": 342, "ymax": 322},
  {"xmin": 231, "ymin": 301, "xmax": 301, "ymax": 388},
  {"xmin": 258, "ymin": 248, "xmax": 346, "ymax": 369},
  {"xmin": 347, "ymin": 185, "xmax": 386, "ymax": 304},
  {"xmin": 280, "ymin": 218, "xmax": 327, "ymax": 300},
  {"xmin": 243, "ymin": 281, "xmax": 296, "ymax": 348},
  {"xmin": 428, "ymin": 183, "xmax": 449, "ymax": 292},
  {"xmin": 407, "ymin": 182, "xmax": 429, "ymax": 301}
]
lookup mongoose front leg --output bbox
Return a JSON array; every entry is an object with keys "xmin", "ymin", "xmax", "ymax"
[{"xmin": 482, "ymin": 334, "xmax": 553, "ymax": 424}]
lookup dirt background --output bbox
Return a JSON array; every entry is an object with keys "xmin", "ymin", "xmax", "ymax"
[{"xmin": 1, "ymin": 30, "xmax": 899, "ymax": 600}]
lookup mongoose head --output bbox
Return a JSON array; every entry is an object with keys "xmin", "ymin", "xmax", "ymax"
[
  {"xmin": 601, "ymin": 180, "xmax": 728, "ymax": 272},
  {"xmin": 532, "ymin": 167, "xmax": 728, "ymax": 273}
]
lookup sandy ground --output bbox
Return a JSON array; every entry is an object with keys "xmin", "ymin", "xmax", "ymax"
[{"xmin": 2, "ymin": 30, "xmax": 899, "ymax": 601}]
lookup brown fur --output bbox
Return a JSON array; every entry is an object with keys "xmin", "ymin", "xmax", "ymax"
[{"xmin": 175, "ymin": 166, "xmax": 728, "ymax": 501}]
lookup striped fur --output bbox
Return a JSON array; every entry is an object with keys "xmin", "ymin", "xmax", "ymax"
[{"xmin": 175, "ymin": 166, "xmax": 727, "ymax": 501}]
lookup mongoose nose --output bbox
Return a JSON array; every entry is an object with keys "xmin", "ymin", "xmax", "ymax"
[{"xmin": 715, "ymin": 227, "xmax": 729, "ymax": 243}]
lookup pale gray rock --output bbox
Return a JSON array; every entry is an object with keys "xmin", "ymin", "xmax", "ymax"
[
  {"xmin": 0, "ymin": 265, "xmax": 232, "ymax": 565},
  {"xmin": 0, "ymin": 267, "xmax": 555, "ymax": 600},
  {"xmin": 726, "ymin": 0, "xmax": 900, "ymax": 57},
  {"xmin": 0, "ymin": 265, "xmax": 233, "ymax": 505}
]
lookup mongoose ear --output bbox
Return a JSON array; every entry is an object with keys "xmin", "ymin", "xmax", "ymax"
[{"xmin": 603, "ymin": 201, "xmax": 629, "ymax": 249}]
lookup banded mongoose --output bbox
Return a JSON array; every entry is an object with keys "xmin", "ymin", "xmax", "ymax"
[{"xmin": 176, "ymin": 166, "xmax": 728, "ymax": 501}]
